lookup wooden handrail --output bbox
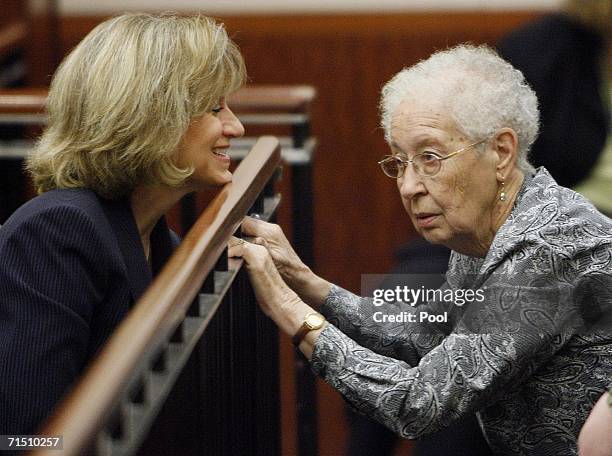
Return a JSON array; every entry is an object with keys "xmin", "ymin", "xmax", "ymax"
[
  {"xmin": 0, "ymin": 87, "xmax": 45, "ymax": 114},
  {"xmin": 227, "ymin": 85, "xmax": 316, "ymax": 113},
  {"xmin": 0, "ymin": 85, "xmax": 316, "ymax": 115},
  {"xmin": 32, "ymin": 136, "xmax": 281, "ymax": 456}
]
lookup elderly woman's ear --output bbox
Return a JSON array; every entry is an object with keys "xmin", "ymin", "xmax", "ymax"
[{"xmin": 493, "ymin": 128, "xmax": 520, "ymax": 181}]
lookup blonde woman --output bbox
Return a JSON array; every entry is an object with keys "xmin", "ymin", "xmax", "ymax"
[{"xmin": 0, "ymin": 13, "xmax": 245, "ymax": 434}]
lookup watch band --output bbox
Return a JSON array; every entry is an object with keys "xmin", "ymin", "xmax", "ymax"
[
  {"xmin": 292, "ymin": 312, "xmax": 325, "ymax": 347},
  {"xmin": 292, "ymin": 326, "xmax": 312, "ymax": 347}
]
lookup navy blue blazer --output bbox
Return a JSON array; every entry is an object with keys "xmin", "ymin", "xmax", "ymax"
[{"xmin": 0, "ymin": 188, "xmax": 179, "ymax": 434}]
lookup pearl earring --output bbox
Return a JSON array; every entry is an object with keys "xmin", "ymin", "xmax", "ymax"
[{"xmin": 500, "ymin": 180, "xmax": 507, "ymax": 201}]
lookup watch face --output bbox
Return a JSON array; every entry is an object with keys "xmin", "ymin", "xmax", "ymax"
[{"xmin": 305, "ymin": 313, "xmax": 325, "ymax": 329}]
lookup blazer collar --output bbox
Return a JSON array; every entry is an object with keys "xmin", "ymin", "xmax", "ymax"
[{"xmin": 447, "ymin": 170, "xmax": 539, "ymax": 286}]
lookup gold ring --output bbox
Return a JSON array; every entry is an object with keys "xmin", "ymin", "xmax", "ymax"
[{"xmin": 237, "ymin": 238, "xmax": 245, "ymax": 246}]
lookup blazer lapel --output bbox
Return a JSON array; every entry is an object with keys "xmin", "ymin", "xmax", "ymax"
[
  {"xmin": 101, "ymin": 197, "xmax": 152, "ymax": 304},
  {"xmin": 150, "ymin": 217, "xmax": 176, "ymax": 276}
]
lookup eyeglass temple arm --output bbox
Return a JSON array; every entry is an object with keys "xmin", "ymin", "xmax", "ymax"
[
  {"xmin": 439, "ymin": 138, "xmax": 486, "ymax": 161},
  {"xmin": 378, "ymin": 155, "xmax": 411, "ymax": 165}
]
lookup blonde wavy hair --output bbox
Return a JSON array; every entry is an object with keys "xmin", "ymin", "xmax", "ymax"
[{"xmin": 27, "ymin": 13, "xmax": 246, "ymax": 199}]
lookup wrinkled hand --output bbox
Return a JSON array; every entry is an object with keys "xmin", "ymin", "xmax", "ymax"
[
  {"xmin": 228, "ymin": 236, "xmax": 324, "ymax": 358},
  {"xmin": 228, "ymin": 236, "xmax": 301, "ymax": 318},
  {"xmin": 241, "ymin": 216, "xmax": 308, "ymax": 288}
]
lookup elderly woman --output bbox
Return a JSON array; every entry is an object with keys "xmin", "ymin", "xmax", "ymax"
[
  {"xmin": 0, "ymin": 13, "xmax": 245, "ymax": 434},
  {"xmin": 230, "ymin": 45, "xmax": 612, "ymax": 455}
]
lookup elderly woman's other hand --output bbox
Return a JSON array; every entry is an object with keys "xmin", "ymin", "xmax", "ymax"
[
  {"xmin": 578, "ymin": 389, "xmax": 612, "ymax": 456},
  {"xmin": 228, "ymin": 237, "xmax": 301, "ymax": 318},
  {"xmin": 241, "ymin": 217, "xmax": 331, "ymax": 307},
  {"xmin": 242, "ymin": 216, "xmax": 305, "ymax": 282}
]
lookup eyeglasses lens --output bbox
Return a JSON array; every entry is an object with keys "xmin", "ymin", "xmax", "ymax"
[
  {"xmin": 381, "ymin": 158, "xmax": 403, "ymax": 178},
  {"xmin": 414, "ymin": 154, "xmax": 441, "ymax": 176}
]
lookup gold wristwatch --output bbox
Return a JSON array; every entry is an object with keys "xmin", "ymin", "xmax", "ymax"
[{"xmin": 292, "ymin": 312, "xmax": 326, "ymax": 347}]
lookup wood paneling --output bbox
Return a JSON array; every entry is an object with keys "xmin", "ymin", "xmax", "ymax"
[
  {"xmin": 0, "ymin": 21, "xmax": 26, "ymax": 59},
  {"xmin": 47, "ymin": 12, "xmax": 543, "ymax": 455},
  {"xmin": 0, "ymin": 0, "xmax": 25, "ymax": 30},
  {"xmin": 0, "ymin": 0, "xmax": 26, "ymax": 84},
  {"xmin": 25, "ymin": 0, "xmax": 61, "ymax": 86}
]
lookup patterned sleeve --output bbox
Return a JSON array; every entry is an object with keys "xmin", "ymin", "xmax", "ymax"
[
  {"xmin": 321, "ymin": 284, "xmax": 449, "ymax": 364},
  {"xmin": 311, "ymin": 274, "xmax": 592, "ymax": 439}
]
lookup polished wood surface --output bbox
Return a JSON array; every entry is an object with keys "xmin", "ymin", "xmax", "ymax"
[
  {"xmin": 0, "ymin": 87, "xmax": 46, "ymax": 113},
  {"xmin": 32, "ymin": 137, "xmax": 281, "ymax": 456},
  {"xmin": 228, "ymin": 85, "xmax": 316, "ymax": 113}
]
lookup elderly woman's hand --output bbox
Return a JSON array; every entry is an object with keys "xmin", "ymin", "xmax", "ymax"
[
  {"xmin": 241, "ymin": 217, "xmax": 331, "ymax": 307},
  {"xmin": 242, "ymin": 216, "xmax": 306, "ymax": 282},
  {"xmin": 228, "ymin": 237, "xmax": 301, "ymax": 318}
]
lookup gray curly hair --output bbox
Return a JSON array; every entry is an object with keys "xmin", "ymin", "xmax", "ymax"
[{"xmin": 380, "ymin": 44, "xmax": 539, "ymax": 175}]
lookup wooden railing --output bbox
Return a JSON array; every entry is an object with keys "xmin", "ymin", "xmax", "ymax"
[
  {"xmin": 29, "ymin": 137, "xmax": 281, "ymax": 455},
  {"xmin": 0, "ymin": 85, "xmax": 315, "ymax": 124}
]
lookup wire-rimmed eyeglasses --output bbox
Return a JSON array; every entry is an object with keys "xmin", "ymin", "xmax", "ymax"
[{"xmin": 377, "ymin": 138, "xmax": 487, "ymax": 179}]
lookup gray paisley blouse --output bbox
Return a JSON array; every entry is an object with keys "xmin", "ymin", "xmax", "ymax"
[{"xmin": 311, "ymin": 168, "xmax": 612, "ymax": 455}]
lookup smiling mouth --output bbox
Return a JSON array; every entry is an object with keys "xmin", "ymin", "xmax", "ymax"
[{"xmin": 213, "ymin": 149, "xmax": 229, "ymax": 157}]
